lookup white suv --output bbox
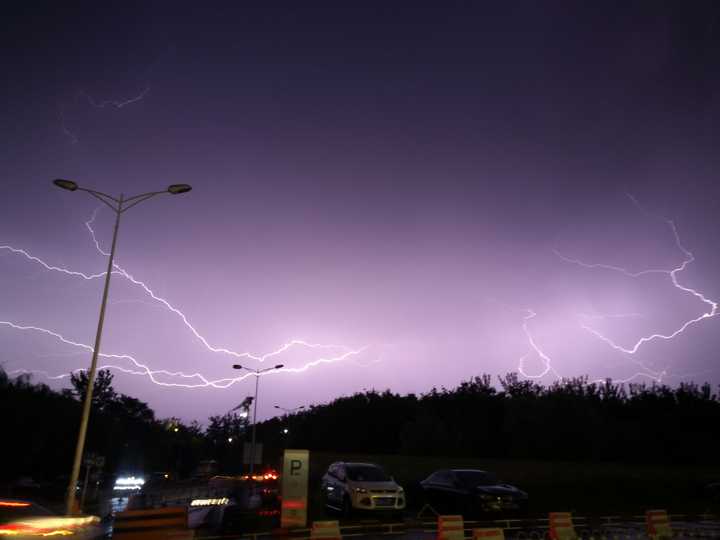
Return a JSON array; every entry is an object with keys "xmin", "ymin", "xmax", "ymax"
[{"xmin": 321, "ymin": 462, "xmax": 405, "ymax": 516}]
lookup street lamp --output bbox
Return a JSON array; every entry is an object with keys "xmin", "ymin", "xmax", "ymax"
[
  {"xmin": 54, "ymin": 179, "xmax": 192, "ymax": 514},
  {"xmin": 274, "ymin": 405, "xmax": 305, "ymax": 414},
  {"xmin": 232, "ymin": 364, "xmax": 284, "ymax": 476}
]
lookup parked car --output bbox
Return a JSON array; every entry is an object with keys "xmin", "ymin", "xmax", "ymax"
[
  {"xmin": 321, "ymin": 462, "xmax": 405, "ymax": 517},
  {"xmin": 419, "ymin": 469, "xmax": 528, "ymax": 517},
  {"xmin": 0, "ymin": 499, "xmax": 101, "ymax": 539}
]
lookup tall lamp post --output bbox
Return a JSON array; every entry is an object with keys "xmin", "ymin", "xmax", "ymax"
[
  {"xmin": 53, "ymin": 179, "xmax": 192, "ymax": 515},
  {"xmin": 231, "ymin": 364, "xmax": 284, "ymax": 476}
]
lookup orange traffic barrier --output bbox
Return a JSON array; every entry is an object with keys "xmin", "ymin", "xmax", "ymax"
[
  {"xmin": 310, "ymin": 520, "xmax": 342, "ymax": 540},
  {"xmin": 548, "ymin": 512, "xmax": 578, "ymax": 540},
  {"xmin": 471, "ymin": 527, "xmax": 505, "ymax": 540},
  {"xmin": 646, "ymin": 509, "xmax": 672, "ymax": 539},
  {"xmin": 438, "ymin": 515, "xmax": 465, "ymax": 540},
  {"xmin": 113, "ymin": 506, "xmax": 192, "ymax": 540}
]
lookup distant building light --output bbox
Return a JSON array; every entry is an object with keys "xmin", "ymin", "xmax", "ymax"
[
  {"xmin": 114, "ymin": 476, "xmax": 145, "ymax": 491},
  {"xmin": 190, "ymin": 498, "xmax": 229, "ymax": 507}
]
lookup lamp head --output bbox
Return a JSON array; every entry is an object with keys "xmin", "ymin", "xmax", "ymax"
[
  {"xmin": 168, "ymin": 184, "xmax": 192, "ymax": 194},
  {"xmin": 53, "ymin": 179, "xmax": 78, "ymax": 191}
]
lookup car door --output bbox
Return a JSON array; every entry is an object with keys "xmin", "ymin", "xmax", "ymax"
[
  {"xmin": 325, "ymin": 464, "xmax": 345, "ymax": 508},
  {"xmin": 423, "ymin": 471, "xmax": 452, "ymax": 512}
]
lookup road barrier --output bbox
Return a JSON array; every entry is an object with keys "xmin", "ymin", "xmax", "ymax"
[
  {"xmin": 472, "ymin": 527, "xmax": 505, "ymax": 540},
  {"xmin": 548, "ymin": 512, "xmax": 578, "ymax": 540},
  {"xmin": 645, "ymin": 510, "xmax": 672, "ymax": 540},
  {"xmin": 192, "ymin": 512, "xmax": 720, "ymax": 540},
  {"xmin": 437, "ymin": 515, "xmax": 466, "ymax": 540},
  {"xmin": 113, "ymin": 506, "xmax": 193, "ymax": 540},
  {"xmin": 310, "ymin": 521, "xmax": 342, "ymax": 540}
]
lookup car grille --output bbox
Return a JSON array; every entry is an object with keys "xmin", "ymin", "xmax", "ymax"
[{"xmin": 373, "ymin": 496, "xmax": 396, "ymax": 507}]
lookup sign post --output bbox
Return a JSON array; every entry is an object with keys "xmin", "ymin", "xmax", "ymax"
[{"xmin": 280, "ymin": 449, "xmax": 309, "ymax": 529}]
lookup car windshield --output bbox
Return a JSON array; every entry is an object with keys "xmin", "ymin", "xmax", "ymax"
[
  {"xmin": 346, "ymin": 465, "xmax": 390, "ymax": 482},
  {"xmin": 0, "ymin": 502, "xmax": 54, "ymax": 524},
  {"xmin": 455, "ymin": 471, "xmax": 498, "ymax": 487}
]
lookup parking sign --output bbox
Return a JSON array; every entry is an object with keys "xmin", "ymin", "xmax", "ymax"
[{"xmin": 281, "ymin": 449, "xmax": 309, "ymax": 528}]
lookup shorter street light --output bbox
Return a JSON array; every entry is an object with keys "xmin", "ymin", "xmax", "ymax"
[
  {"xmin": 274, "ymin": 405, "xmax": 305, "ymax": 414},
  {"xmin": 232, "ymin": 364, "xmax": 284, "ymax": 476}
]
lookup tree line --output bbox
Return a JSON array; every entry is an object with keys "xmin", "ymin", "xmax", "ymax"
[
  {"xmin": 258, "ymin": 373, "xmax": 720, "ymax": 464},
  {"xmin": 1, "ymin": 368, "xmax": 718, "ymax": 492},
  {"xmin": 0, "ymin": 368, "xmax": 247, "ymax": 490}
]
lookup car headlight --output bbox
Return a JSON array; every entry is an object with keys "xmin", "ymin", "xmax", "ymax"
[
  {"xmin": 397, "ymin": 487, "xmax": 404, "ymax": 494},
  {"xmin": 353, "ymin": 487, "xmax": 368, "ymax": 494},
  {"xmin": 478, "ymin": 494, "xmax": 497, "ymax": 501}
]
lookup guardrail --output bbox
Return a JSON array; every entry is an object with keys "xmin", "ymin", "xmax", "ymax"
[{"xmin": 190, "ymin": 513, "xmax": 720, "ymax": 540}]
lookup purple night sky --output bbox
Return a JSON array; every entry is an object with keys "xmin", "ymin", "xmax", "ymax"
[{"xmin": 2, "ymin": 2, "xmax": 720, "ymax": 422}]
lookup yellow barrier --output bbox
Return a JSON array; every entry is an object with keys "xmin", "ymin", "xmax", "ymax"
[
  {"xmin": 645, "ymin": 509, "xmax": 672, "ymax": 540},
  {"xmin": 471, "ymin": 527, "xmax": 505, "ymax": 540},
  {"xmin": 438, "ymin": 515, "xmax": 465, "ymax": 540},
  {"xmin": 548, "ymin": 511, "xmax": 578, "ymax": 540},
  {"xmin": 113, "ymin": 506, "xmax": 192, "ymax": 540},
  {"xmin": 310, "ymin": 520, "xmax": 342, "ymax": 540}
]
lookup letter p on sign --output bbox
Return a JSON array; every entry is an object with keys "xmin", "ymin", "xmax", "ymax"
[{"xmin": 281, "ymin": 450, "xmax": 309, "ymax": 528}]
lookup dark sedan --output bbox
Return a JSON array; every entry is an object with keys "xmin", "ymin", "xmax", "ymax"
[{"xmin": 419, "ymin": 469, "xmax": 528, "ymax": 517}]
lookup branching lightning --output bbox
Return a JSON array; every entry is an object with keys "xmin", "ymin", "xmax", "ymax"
[
  {"xmin": 555, "ymin": 195, "xmax": 718, "ymax": 355},
  {"xmin": 58, "ymin": 87, "xmax": 151, "ymax": 143},
  {"xmin": 79, "ymin": 87, "xmax": 151, "ymax": 109},
  {"xmin": 0, "ymin": 208, "xmax": 368, "ymax": 388},
  {"xmin": 517, "ymin": 309, "xmax": 561, "ymax": 379},
  {"xmin": 514, "ymin": 194, "xmax": 717, "ymax": 385}
]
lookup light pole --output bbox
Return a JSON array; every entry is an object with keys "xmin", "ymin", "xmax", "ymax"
[
  {"xmin": 232, "ymin": 364, "xmax": 284, "ymax": 476},
  {"xmin": 273, "ymin": 405, "xmax": 305, "ymax": 414},
  {"xmin": 54, "ymin": 179, "xmax": 192, "ymax": 515}
]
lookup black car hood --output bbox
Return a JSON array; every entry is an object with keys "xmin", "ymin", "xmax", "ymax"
[{"xmin": 475, "ymin": 484, "xmax": 525, "ymax": 497}]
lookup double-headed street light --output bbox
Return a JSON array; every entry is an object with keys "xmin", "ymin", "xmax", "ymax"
[
  {"xmin": 53, "ymin": 179, "xmax": 192, "ymax": 515},
  {"xmin": 232, "ymin": 364, "xmax": 284, "ymax": 476}
]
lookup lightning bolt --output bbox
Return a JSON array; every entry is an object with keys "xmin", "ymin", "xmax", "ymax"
[
  {"xmin": 79, "ymin": 87, "xmax": 151, "ymax": 109},
  {"xmin": 1, "ymin": 209, "xmax": 370, "ymax": 387},
  {"xmin": 58, "ymin": 87, "xmax": 150, "ymax": 143},
  {"xmin": 0, "ymin": 319, "xmax": 368, "ymax": 388},
  {"xmin": 517, "ymin": 309, "xmax": 561, "ymax": 379},
  {"xmin": 555, "ymin": 194, "xmax": 718, "ymax": 356}
]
